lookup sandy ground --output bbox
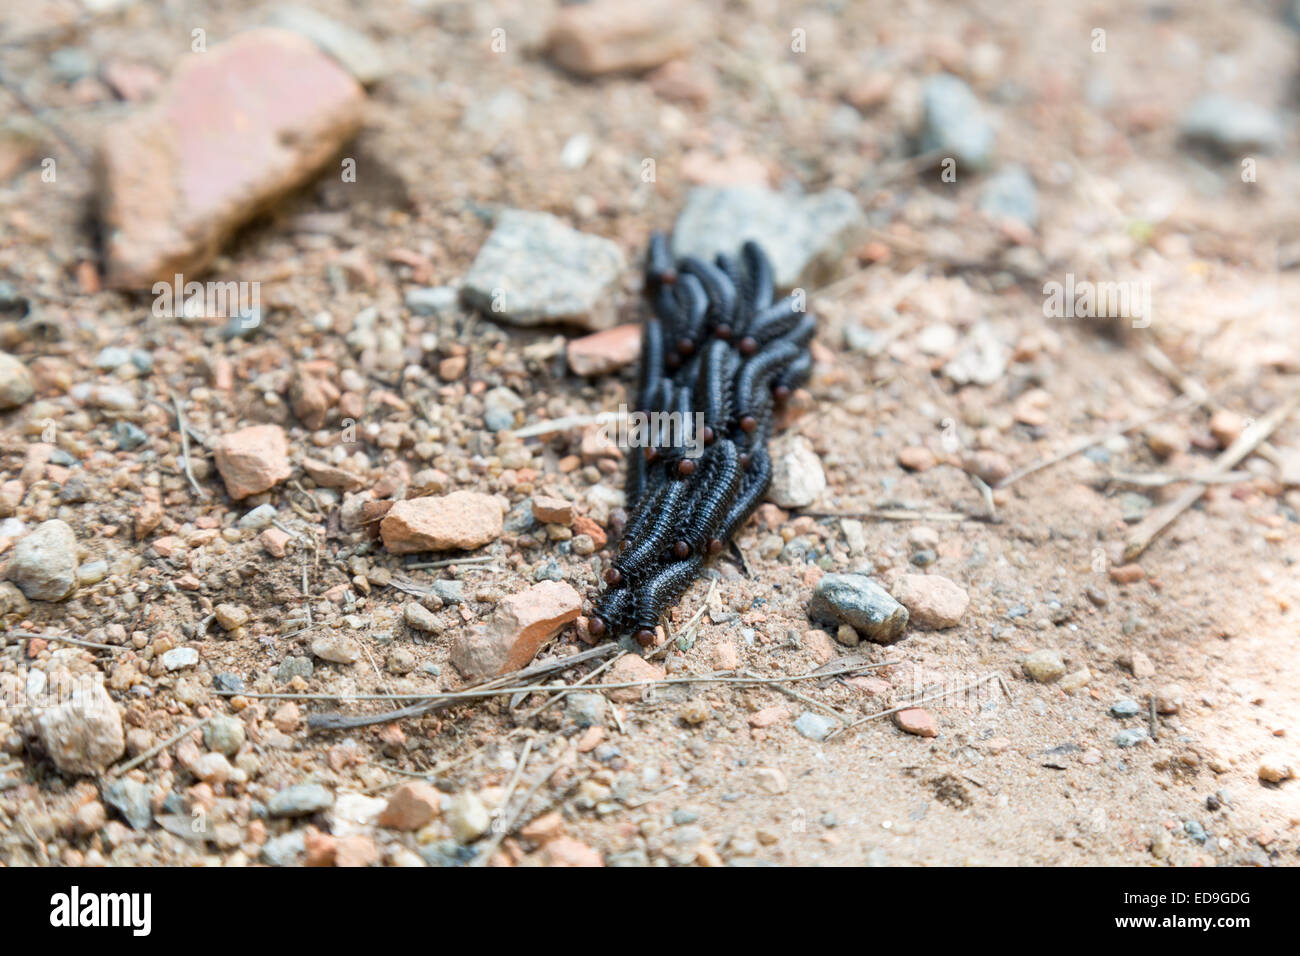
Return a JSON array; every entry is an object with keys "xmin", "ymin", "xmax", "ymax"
[{"xmin": 0, "ymin": 0, "xmax": 1297, "ymax": 866}]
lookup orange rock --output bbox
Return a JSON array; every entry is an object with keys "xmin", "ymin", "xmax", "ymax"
[
  {"xmin": 99, "ymin": 29, "xmax": 366, "ymax": 288},
  {"xmin": 898, "ymin": 445, "xmax": 937, "ymax": 471},
  {"xmin": 531, "ymin": 495, "xmax": 574, "ymax": 525},
  {"xmin": 449, "ymin": 580, "xmax": 582, "ymax": 679},
  {"xmin": 605, "ymin": 654, "xmax": 665, "ymax": 703},
  {"xmin": 571, "ymin": 515, "xmax": 607, "ymax": 550},
  {"xmin": 519, "ymin": 811, "xmax": 566, "ymax": 845},
  {"xmin": 259, "ymin": 526, "xmax": 292, "ymax": 558},
  {"xmin": 1108, "ymin": 563, "xmax": 1146, "ymax": 585},
  {"xmin": 539, "ymin": 837, "xmax": 604, "ymax": 867},
  {"xmin": 334, "ymin": 835, "xmax": 379, "ymax": 868},
  {"xmin": 576, "ymin": 726, "xmax": 605, "ymax": 752},
  {"xmin": 378, "ymin": 782, "xmax": 441, "ymax": 831},
  {"xmin": 894, "ymin": 707, "xmax": 938, "ymax": 737},
  {"xmin": 380, "ymin": 492, "xmax": 504, "ymax": 553},
  {"xmin": 303, "ymin": 826, "xmax": 337, "ymax": 866},
  {"xmin": 566, "ymin": 324, "xmax": 641, "ymax": 376},
  {"xmin": 214, "ymin": 425, "xmax": 291, "ymax": 499},
  {"xmin": 747, "ymin": 706, "xmax": 790, "ymax": 729}
]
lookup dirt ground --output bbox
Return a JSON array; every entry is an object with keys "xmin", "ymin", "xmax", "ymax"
[{"xmin": 0, "ymin": 0, "xmax": 1297, "ymax": 866}]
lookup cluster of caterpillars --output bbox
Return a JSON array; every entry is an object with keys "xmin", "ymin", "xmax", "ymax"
[{"xmin": 588, "ymin": 233, "xmax": 816, "ymax": 647}]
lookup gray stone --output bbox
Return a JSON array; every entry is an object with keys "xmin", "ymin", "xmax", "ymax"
[
  {"xmin": 95, "ymin": 346, "xmax": 133, "ymax": 370},
  {"xmin": 0, "ymin": 352, "xmax": 34, "ymax": 409},
  {"xmin": 404, "ymin": 285, "xmax": 458, "ymax": 316},
  {"xmin": 428, "ymin": 579, "xmax": 465, "ymax": 605},
  {"xmin": 462, "ymin": 209, "xmax": 626, "ymax": 330},
  {"xmin": 276, "ymin": 655, "xmax": 314, "ymax": 684},
  {"xmin": 213, "ymin": 672, "xmax": 245, "ymax": 694},
  {"xmin": 267, "ymin": 783, "xmax": 334, "ymax": 817},
  {"xmin": 794, "ymin": 711, "xmax": 834, "ymax": 742},
  {"xmin": 978, "ymin": 165, "xmax": 1038, "ymax": 227},
  {"xmin": 1115, "ymin": 728, "xmax": 1149, "ymax": 748},
  {"xmin": 238, "ymin": 503, "xmax": 278, "ymax": 530},
  {"xmin": 160, "ymin": 646, "xmax": 199, "ymax": 671},
  {"xmin": 265, "ymin": 5, "xmax": 387, "ymax": 84},
  {"xmin": 203, "ymin": 715, "xmax": 246, "ymax": 756},
  {"xmin": 1119, "ymin": 492, "xmax": 1152, "ymax": 523},
  {"xmin": 767, "ymin": 434, "xmax": 826, "ymax": 508},
  {"xmin": 1110, "ymin": 698, "xmax": 1142, "ymax": 719},
  {"xmin": 920, "ymin": 74, "xmax": 996, "ymax": 170},
  {"xmin": 483, "ymin": 386, "xmax": 523, "ymax": 432},
  {"xmin": 404, "ymin": 602, "xmax": 440, "ymax": 633},
  {"xmin": 104, "ymin": 778, "xmax": 153, "ymax": 830},
  {"xmin": 112, "ymin": 421, "xmax": 148, "ymax": 451},
  {"xmin": 35, "ymin": 681, "xmax": 124, "ymax": 776},
  {"xmin": 1181, "ymin": 95, "xmax": 1282, "ymax": 154},
  {"xmin": 672, "ymin": 186, "xmax": 866, "ymax": 289},
  {"xmin": 7, "ymin": 519, "xmax": 78, "ymax": 601},
  {"xmin": 942, "ymin": 322, "xmax": 1008, "ymax": 387},
  {"xmin": 1022, "ymin": 649, "xmax": 1066, "ymax": 683},
  {"xmin": 808, "ymin": 573, "xmax": 909, "ymax": 644},
  {"xmin": 565, "ymin": 691, "xmax": 607, "ymax": 728},
  {"xmin": 261, "ymin": 830, "xmax": 306, "ymax": 866}
]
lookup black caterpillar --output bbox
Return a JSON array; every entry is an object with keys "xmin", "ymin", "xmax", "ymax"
[{"xmin": 588, "ymin": 233, "xmax": 815, "ymax": 647}]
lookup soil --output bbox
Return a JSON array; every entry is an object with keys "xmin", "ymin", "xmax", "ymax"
[{"xmin": 0, "ymin": 0, "xmax": 1296, "ymax": 867}]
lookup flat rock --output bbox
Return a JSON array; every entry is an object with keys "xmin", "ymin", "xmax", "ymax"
[
  {"xmin": 566, "ymin": 323, "xmax": 642, "ymax": 376},
  {"xmin": 36, "ymin": 680, "xmax": 125, "ymax": 776},
  {"xmin": 449, "ymin": 580, "xmax": 581, "ymax": 680},
  {"xmin": 99, "ymin": 29, "xmax": 366, "ymax": 288},
  {"xmin": 891, "ymin": 573, "xmax": 969, "ymax": 629},
  {"xmin": 310, "ymin": 633, "xmax": 360, "ymax": 665},
  {"xmin": 673, "ymin": 186, "xmax": 866, "ymax": 288},
  {"xmin": 605, "ymin": 654, "xmax": 665, "ymax": 703},
  {"xmin": 809, "ymin": 572, "xmax": 909, "ymax": 644},
  {"xmin": 378, "ymin": 782, "xmax": 441, "ymax": 830},
  {"xmin": 894, "ymin": 707, "xmax": 938, "ymax": 738},
  {"xmin": 7, "ymin": 519, "xmax": 79, "ymax": 601},
  {"xmin": 547, "ymin": 0, "xmax": 691, "ymax": 76},
  {"xmin": 530, "ymin": 495, "xmax": 573, "ymax": 526},
  {"xmin": 767, "ymin": 434, "xmax": 826, "ymax": 508},
  {"xmin": 214, "ymin": 425, "xmax": 292, "ymax": 500},
  {"xmin": 461, "ymin": 210, "xmax": 625, "ymax": 330},
  {"xmin": 380, "ymin": 492, "xmax": 504, "ymax": 553}
]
